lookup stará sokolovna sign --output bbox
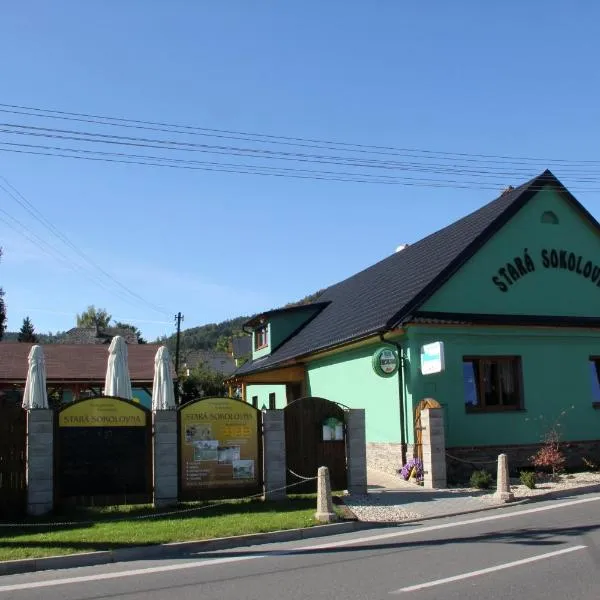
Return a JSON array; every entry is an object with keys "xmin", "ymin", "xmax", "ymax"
[{"xmin": 491, "ymin": 247, "xmax": 600, "ymax": 292}]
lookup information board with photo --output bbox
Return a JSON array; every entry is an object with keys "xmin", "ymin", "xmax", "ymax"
[{"xmin": 179, "ymin": 397, "xmax": 260, "ymax": 494}]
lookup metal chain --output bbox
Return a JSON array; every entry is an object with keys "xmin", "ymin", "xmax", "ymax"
[
  {"xmin": 287, "ymin": 468, "xmax": 317, "ymax": 481},
  {"xmin": 445, "ymin": 452, "xmax": 498, "ymax": 465},
  {"xmin": 0, "ymin": 476, "xmax": 318, "ymax": 529}
]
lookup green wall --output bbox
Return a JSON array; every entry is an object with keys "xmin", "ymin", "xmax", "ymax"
[
  {"xmin": 406, "ymin": 325, "xmax": 600, "ymax": 447},
  {"xmin": 270, "ymin": 307, "xmax": 321, "ymax": 349},
  {"xmin": 251, "ymin": 306, "xmax": 322, "ymax": 361},
  {"xmin": 306, "ymin": 343, "xmax": 404, "ymax": 443},
  {"xmin": 422, "ymin": 188, "xmax": 600, "ymax": 316},
  {"xmin": 246, "ymin": 384, "xmax": 287, "ymax": 409},
  {"xmin": 252, "ymin": 324, "xmax": 271, "ymax": 360}
]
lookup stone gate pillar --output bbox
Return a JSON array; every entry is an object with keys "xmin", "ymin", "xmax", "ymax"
[
  {"xmin": 345, "ymin": 409, "xmax": 367, "ymax": 494},
  {"xmin": 153, "ymin": 410, "xmax": 178, "ymax": 507},
  {"xmin": 26, "ymin": 409, "xmax": 54, "ymax": 515},
  {"xmin": 263, "ymin": 409, "xmax": 286, "ymax": 500},
  {"xmin": 421, "ymin": 407, "xmax": 447, "ymax": 489}
]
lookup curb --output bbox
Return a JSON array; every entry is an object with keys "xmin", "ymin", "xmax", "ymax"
[{"xmin": 0, "ymin": 520, "xmax": 375, "ymax": 577}]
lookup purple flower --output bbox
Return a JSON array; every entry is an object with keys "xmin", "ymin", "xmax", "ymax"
[{"xmin": 399, "ymin": 458, "xmax": 424, "ymax": 482}]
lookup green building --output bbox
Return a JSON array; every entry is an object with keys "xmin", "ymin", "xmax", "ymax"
[{"xmin": 229, "ymin": 170, "xmax": 600, "ymax": 477}]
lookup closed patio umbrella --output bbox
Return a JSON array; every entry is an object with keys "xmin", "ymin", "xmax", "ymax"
[
  {"xmin": 104, "ymin": 336, "xmax": 132, "ymax": 400},
  {"xmin": 22, "ymin": 344, "xmax": 49, "ymax": 409},
  {"xmin": 152, "ymin": 346, "xmax": 176, "ymax": 410}
]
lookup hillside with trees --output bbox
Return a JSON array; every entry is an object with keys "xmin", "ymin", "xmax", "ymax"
[{"xmin": 160, "ymin": 288, "xmax": 326, "ymax": 354}]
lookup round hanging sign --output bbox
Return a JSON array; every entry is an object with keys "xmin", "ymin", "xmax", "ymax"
[{"xmin": 372, "ymin": 347, "xmax": 399, "ymax": 377}]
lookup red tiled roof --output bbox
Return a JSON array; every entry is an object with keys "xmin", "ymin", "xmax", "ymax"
[{"xmin": 0, "ymin": 343, "xmax": 174, "ymax": 382}]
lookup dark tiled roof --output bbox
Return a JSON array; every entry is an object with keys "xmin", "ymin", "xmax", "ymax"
[
  {"xmin": 181, "ymin": 349, "xmax": 237, "ymax": 376},
  {"xmin": 59, "ymin": 327, "xmax": 138, "ymax": 345},
  {"xmin": 232, "ymin": 336, "xmax": 252, "ymax": 358},
  {"xmin": 0, "ymin": 343, "xmax": 174, "ymax": 382},
  {"xmin": 236, "ymin": 170, "xmax": 593, "ymax": 376}
]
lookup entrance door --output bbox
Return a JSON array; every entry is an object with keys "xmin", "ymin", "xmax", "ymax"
[{"xmin": 284, "ymin": 397, "xmax": 347, "ymax": 493}]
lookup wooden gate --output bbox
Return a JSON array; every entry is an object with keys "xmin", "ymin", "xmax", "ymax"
[
  {"xmin": 0, "ymin": 392, "xmax": 27, "ymax": 517},
  {"xmin": 284, "ymin": 397, "xmax": 347, "ymax": 493},
  {"xmin": 56, "ymin": 396, "xmax": 152, "ymax": 507}
]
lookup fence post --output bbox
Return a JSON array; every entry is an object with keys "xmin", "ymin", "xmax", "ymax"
[
  {"xmin": 26, "ymin": 409, "xmax": 54, "ymax": 515},
  {"xmin": 153, "ymin": 410, "xmax": 178, "ymax": 507},
  {"xmin": 493, "ymin": 453, "xmax": 515, "ymax": 503},
  {"xmin": 315, "ymin": 466, "xmax": 337, "ymax": 523},
  {"xmin": 346, "ymin": 409, "xmax": 367, "ymax": 494},
  {"xmin": 263, "ymin": 409, "xmax": 286, "ymax": 500},
  {"xmin": 421, "ymin": 407, "xmax": 447, "ymax": 489}
]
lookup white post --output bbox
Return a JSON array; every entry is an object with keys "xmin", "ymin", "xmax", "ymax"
[
  {"xmin": 315, "ymin": 466, "xmax": 337, "ymax": 523},
  {"xmin": 493, "ymin": 453, "xmax": 515, "ymax": 503}
]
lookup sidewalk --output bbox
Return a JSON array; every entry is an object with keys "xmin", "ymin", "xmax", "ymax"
[{"xmin": 341, "ymin": 468, "xmax": 600, "ymax": 523}]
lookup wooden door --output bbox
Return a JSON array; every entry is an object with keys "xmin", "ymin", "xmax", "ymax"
[{"xmin": 284, "ymin": 397, "xmax": 347, "ymax": 493}]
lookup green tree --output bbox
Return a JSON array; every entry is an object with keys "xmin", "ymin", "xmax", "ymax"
[
  {"xmin": 114, "ymin": 321, "xmax": 147, "ymax": 344},
  {"xmin": 76, "ymin": 305, "xmax": 112, "ymax": 328},
  {"xmin": 18, "ymin": 316, "xmax": 38, "ymax": 343},
  {"xmin": 179, "ymin": 361, "xmax": 226, "ymax": 403}
]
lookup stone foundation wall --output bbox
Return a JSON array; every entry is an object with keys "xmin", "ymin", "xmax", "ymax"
[
  {"xmin": 446, "ymin": 439, "xmax": 600, "ymax": 483},
  {"xmin": 366, "ymin": 443, "xmax": 405, "ymax": 475}
]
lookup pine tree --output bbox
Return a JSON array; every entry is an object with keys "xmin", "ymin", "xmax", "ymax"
[{"xmin": 18, "ymin": 316, "xmax": 39, "ymax": 343}]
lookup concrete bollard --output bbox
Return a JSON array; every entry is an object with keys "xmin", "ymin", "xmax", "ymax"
[
  {"xmin": 493, "ymin": 453, "xmax": 515, "ymax": 503},
  {"xmin": 314, "ymin": 466, "xmax": 338, "ymax": 523}
]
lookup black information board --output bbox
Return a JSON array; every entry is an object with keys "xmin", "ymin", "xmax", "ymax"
[{"xmin": 58, "ymin": 426, "xmax": 149, "ymax": 497}]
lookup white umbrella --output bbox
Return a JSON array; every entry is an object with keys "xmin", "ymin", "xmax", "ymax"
[
  {"xmin": 104, "ymin": 336, "xmax": 132, "ymax": 400},
  {"xmin": 22, "ymin": 345, "xmax": 49, "ymax": 409},
  {"xmin": 152, "ymin": 346, "xmax": 176, "ymax": 410}
]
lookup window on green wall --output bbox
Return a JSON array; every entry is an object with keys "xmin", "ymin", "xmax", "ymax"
[
  {"xmin": 254, "ymin": 326, "xmax": 268, "ymax": 350},
  {"xmin": 589, "ymin": 359, "xmax": 600, "ymax": 406},
  {"xmin": 463, "ymin": 356, "xmax": 523, "ymax": 412}
]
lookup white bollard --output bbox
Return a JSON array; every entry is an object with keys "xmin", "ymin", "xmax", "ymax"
[
  {"xmin": 314, "ymin": 466, "xmax": 338, "ymax": 523},
  {"xmin": 493, "ymin": 453, "xmax": 515, "ymax": 503}
]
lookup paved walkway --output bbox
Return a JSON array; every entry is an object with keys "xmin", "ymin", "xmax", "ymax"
[
  {"xmin": 344, "ymin": 468, "xmax": 600, "ymax": 523},
  {"xmin": 342, "ymin": 468, "xmax": 497, "ymax": 522}
]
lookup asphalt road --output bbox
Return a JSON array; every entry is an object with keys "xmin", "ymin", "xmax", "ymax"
[{"xmin": 1, "ymin": 492, "xmax": 600, "ymax": 600}]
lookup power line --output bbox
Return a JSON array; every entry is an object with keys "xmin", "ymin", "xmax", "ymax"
[
  {"xmin": 3, "ymin": 122, "xmax": 600, "ymax": 179},
  {"xmin": 1, "ymin": 142, "xmax": 600, "ymax": 193},
  {"xmin": 0, "ymin": 101, "xmax": 599, "ymax": 167},
  {"xmin": 0, "ymin": 176, "xmax": 173, "ymax": 316}
]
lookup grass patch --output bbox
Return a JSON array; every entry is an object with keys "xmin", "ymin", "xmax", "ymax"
[{"xmin": 0, "ymin": 497, "xmax": 343, "ymax": 562}]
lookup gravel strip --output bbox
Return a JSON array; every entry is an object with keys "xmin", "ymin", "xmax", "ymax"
[
  {"xmin": 343, "ymin": 494, "xmax": 421, "ymax": 522},
  {"xmin": 481, "ymin": 471, "xmax": 600, "ymax": 501},
  {"xmin": 344, "ymin": 472, "xmax": 600, "ymax": 522}
]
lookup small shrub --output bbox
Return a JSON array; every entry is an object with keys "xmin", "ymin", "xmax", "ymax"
[
  {"xmin": 530, "ymin": 428, "xmax": 566, "ymax": 479},
  {"xmin": 470, "ymin": 469, "xmax": 493, "ymax": 490},
  {"xmin": 519, "ymin": 471, "xmax": 536, "ymax": 489}
]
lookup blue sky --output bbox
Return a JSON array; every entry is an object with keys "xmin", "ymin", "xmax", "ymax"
[{"xmin": 1, "ymin": 1, "xmax": 599, "ymax": 341}]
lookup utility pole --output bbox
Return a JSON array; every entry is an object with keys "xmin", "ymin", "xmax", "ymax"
[{"xmin": 174, "ymin": 312, "xmax": 184, "ymax": 403}]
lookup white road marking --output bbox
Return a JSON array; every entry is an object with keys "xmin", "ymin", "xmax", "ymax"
[
  {"xmin": 301, "ymin": 495, "xmax": 600, "ymax": 551},
  {"xmin": 0, "ymin": 494, "xmax": 598, "ymax": 593},
  {"xmin": 0, "ymin": 555, "xmax": 261, "ymax": 593},
  {"xmin": 390, "ymin": 545, "xmax": 587, "ymax": 594}
]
